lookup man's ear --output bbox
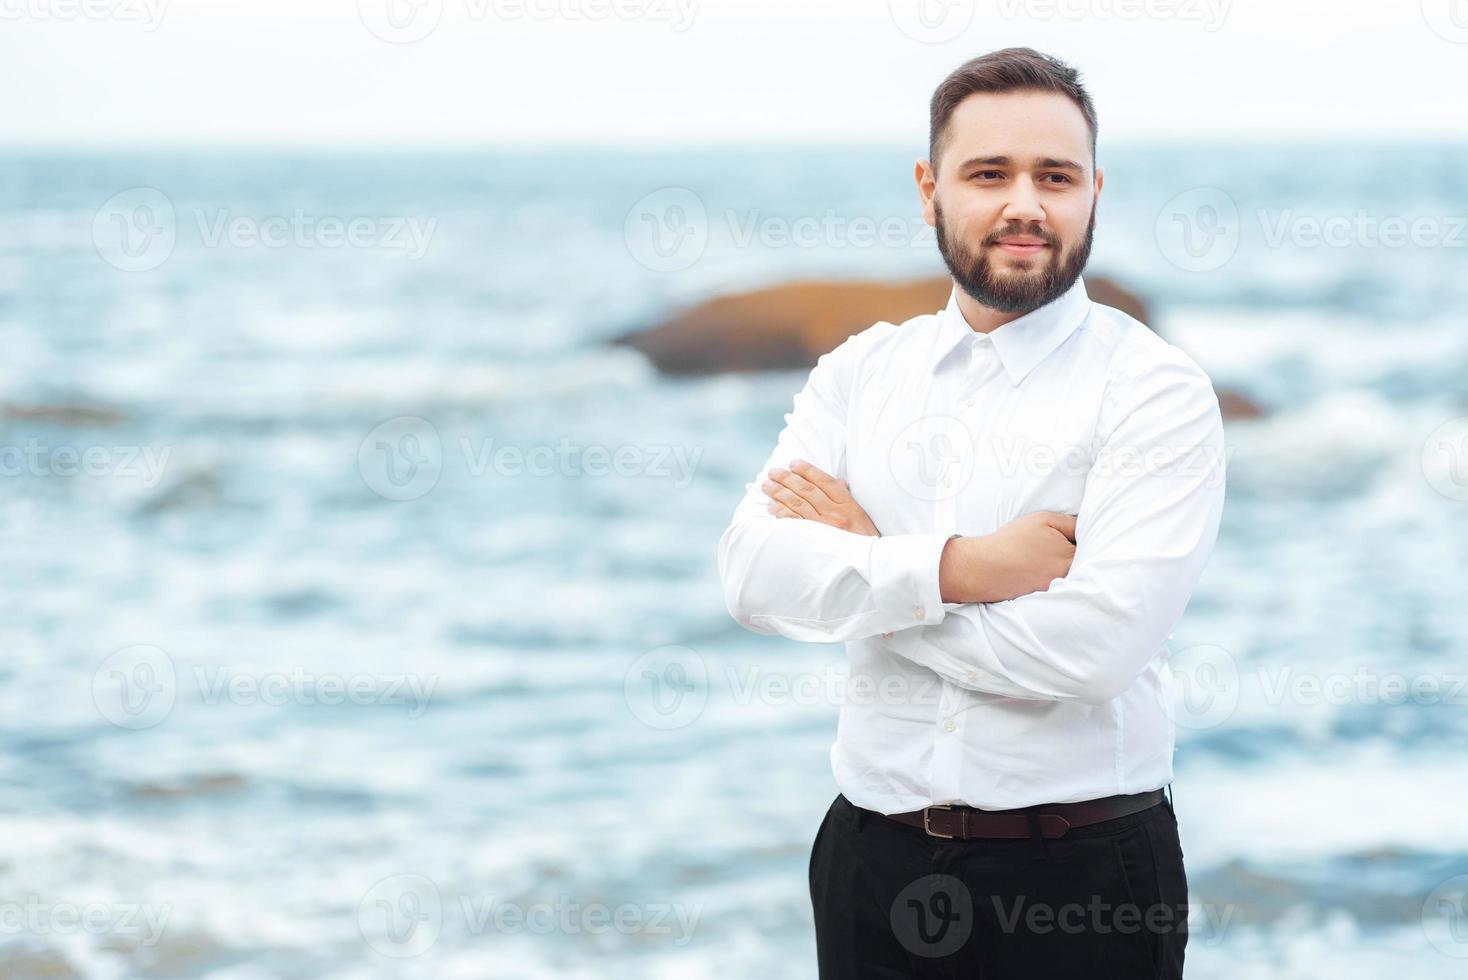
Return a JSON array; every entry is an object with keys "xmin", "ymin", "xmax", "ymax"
[
  {"xmin": 915, "ymin": 159, "xmax": 937, "ymax": 227},
  {"xmin": 1094, "ymin": 165, "xmax": 1104, "ymax": 200}
]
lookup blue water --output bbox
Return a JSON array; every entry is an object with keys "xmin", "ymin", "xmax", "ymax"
[{"xmin": 1, "ymin": 145, "xmax": 1466, "ymax": 977}]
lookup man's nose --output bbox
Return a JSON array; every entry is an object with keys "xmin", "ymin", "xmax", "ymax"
[{"xmin": 1000, "ymin": 181, "xmax": 1046, "ymax": 225}]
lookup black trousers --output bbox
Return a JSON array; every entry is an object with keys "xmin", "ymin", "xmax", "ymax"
[{"xmin": 809, "ymin": 792, "xmax": 1188, "ymax": 979}]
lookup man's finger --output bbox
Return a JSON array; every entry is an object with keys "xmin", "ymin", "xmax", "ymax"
[
  {"xmin": 771, "ymin": 465, "xmax": 836, "ymax": 508},
  {"xmin": 762, "ymin": 480, "xmax": 818, "ymax": 518},
  {"xmin": 788, "ymin": 459, "xmax": 843, "ymax": 499},
  {"xmin": 760, "ymin": 476, "xmax": 809, "ymax": 506},
  {"xmin": 1050, "ymin": 513, "xmax": 1078, "ymax": 542}
]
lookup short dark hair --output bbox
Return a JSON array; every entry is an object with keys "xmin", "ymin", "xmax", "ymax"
[{"xmin": 928, "ymin": 48, "xmax": 1098, "ymax": 174}]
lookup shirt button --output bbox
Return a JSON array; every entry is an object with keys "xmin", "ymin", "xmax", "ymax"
[
  {"xmin": 964, "ymin": 398, "xmax": 975, "ymax": 408},
  {"xmin": 966, "ymin": 671, "xmax": 977, "ymax": 683},
  {"xmin": 913, "ymin": 605, "xmax": 925, "ymax": 620},
  {"xmin": 881, "ymin": 632, "xmax": 893, "ymax": 641},
  {"xmin": 822, "ymin": 625, "xmax": 832, "ymax": 635},
  {"xmin": 942, "ymin": 718, "xmax": 956, "ymax": 733}
]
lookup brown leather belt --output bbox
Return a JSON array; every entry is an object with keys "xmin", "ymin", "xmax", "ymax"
[{"xmin": 879, "ymin": 788, "xmax": 1166, "ymax": 840}]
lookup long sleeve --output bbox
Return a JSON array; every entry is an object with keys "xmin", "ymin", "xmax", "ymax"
[
  {"xmin": 886, "ymin": 348, "xmax": 1227, "ymax": 705},
  {"xmin": 717, "ymin": 336, "xmax": 954, "ymax": 643}
]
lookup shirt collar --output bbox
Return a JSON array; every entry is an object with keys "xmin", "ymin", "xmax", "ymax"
[{"xmin": 928, "ymin": 275, "xmax": 1093, "ymax": 385}]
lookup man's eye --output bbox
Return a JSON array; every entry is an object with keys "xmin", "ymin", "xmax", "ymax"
[
  {"xmin": 971, "ymin": 171, "xmax": 1001, "ymax": 181},
  {"xmin": 1042, "ymin": 174, "xmax": 1072, "ymax": 184}
]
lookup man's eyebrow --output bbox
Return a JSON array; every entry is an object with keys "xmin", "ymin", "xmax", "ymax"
[{"xmin": 956, "ymin": 155, "xmax": 1086, "ymax": 173}]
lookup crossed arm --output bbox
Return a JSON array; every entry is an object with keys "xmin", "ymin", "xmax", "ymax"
[
  {"xmin": 716, "ymin": 340, "xmax": 1226, "ymax": 706},
  {"xmin": 761, "ymin": 459, "xmax": 1079, "ymax": 606}
]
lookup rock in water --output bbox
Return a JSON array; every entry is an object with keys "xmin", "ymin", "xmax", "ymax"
[
  {"xmin": 612, "ymin": 274, "xmax": 1152, "ymax": 375},
  {"xmin": 612, "ymin": 273, "xmax": 1263, "ymax": 419}
]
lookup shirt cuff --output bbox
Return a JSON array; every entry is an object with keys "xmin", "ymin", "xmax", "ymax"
[{"xmin": 868, "ymin": 532, "xmax": 952, "ymax": 629}]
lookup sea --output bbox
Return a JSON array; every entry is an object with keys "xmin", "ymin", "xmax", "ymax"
[{"xmin": 0, "ymin": 143, "xmax": 1465, "ymax": 977}]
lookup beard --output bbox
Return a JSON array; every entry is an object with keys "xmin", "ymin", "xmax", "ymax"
[{"xmin": 934, "ymin": 199, "xmax": 1096, "ymax": 314}]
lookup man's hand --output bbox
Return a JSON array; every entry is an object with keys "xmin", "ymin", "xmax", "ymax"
[
  {"xmin": 940, "ymin": 511, "xmax": 1078, "ymax": 604},
  {"xmin": 762, "ymin": 459, "xmax": 881, "ymax": 537}
]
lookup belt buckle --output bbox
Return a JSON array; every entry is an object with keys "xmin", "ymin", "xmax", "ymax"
[{"xmin": 923, "ymin": 804, "xmax": 957, "ymax": 839}]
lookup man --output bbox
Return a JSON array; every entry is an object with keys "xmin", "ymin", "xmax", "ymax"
[{"xmin": 716, "ymin": 48, "xmax": 1226, "ymax": 978}]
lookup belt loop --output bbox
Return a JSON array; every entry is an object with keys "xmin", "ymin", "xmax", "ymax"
[
  {"xmin": 1026, "ymin": 811, "xmax": 1047, "ymax": 862},
  {"xmin": 1165, "ymin": 783, "xmax": 1175, "ymax": 815}
]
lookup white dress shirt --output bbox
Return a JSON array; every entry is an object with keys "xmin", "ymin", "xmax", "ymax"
[{"xmin": 717, "ymin": 275, "xmax": 1226, "ymax": 813}]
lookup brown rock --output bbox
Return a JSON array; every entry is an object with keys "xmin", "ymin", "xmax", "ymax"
[
  {"xmin": 614, "ymin": 273, "xmax": 1262, "ymax": 419},
  {"xmin": 1218, "ymin": 390, "xmax": 1265, "ymax": 420},
  {"xmin": 613, "ymin": 273, "xmax": 1151, "ymax": 375},
  {"xmin": 0, "ymin": 401, "xmax": 124, "ymax": 426},
  {"xmin": 613, "ymin": 277, "xmax": 947, "ymax": 375}
]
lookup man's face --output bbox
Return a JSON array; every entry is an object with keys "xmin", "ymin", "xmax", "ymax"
[{"xmin": 918, "ymin": 90, "xmax": 1102, "ymax": 314}]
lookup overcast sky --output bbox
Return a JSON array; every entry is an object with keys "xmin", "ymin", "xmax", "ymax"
[{"xmin": 2, "ymin": 0, "xmax": 1464, "ymax": 148}]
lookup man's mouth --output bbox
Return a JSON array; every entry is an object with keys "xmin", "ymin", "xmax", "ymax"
[{"xmin": 993, "ymin": 236, "xmax": 1050, "ymax": 256}]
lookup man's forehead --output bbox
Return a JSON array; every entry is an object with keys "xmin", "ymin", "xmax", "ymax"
[{"xmin": 942, "ymin": 91, "xmax": 1091, "ymax": 162}]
